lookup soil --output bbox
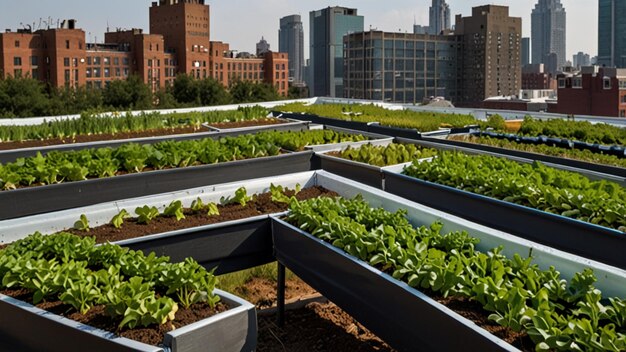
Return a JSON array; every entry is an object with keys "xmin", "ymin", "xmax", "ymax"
[
  {"xmin": 207, "ymin": 118, "xmax": 287, "ymax": 130},
  {"xmin": 1, "ymin": 287, "xmax": 228, "ymax": 347},
  {"xmin": 0, "ymin": 126, "xmax": 209, "ymax": 151},
  {"xmin": 234, "ymin": 276, "xmax": 319, "ymax": 309},
  {"xmin": 67, "ymin": 186, "xmax": 338, "ymax": 244},
  {"xmin": 257, "ymin": 302, "xmax": 394, "ymax": 352}
]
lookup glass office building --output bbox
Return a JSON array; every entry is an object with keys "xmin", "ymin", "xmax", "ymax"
[
  {"xmin": 343, "ymin": 31, "xmax": 458, "ymax": 103},
  {"xmin": 310, "ymin": 7, "xmax": 364, "ymax": 97},
  {"xmin": 598, "ymin": 0, "xmax": 626, "ymax": 68}
]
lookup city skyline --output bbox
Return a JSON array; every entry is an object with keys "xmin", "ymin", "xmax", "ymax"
[{"xmin": 0, "ymin": 0, "xmax": 596, "ymax": 61}]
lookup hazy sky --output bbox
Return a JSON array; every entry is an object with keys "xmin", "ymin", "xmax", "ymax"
[{"xmin": 0, "ymin": 0, "xmax": 597, "ymax": 60}]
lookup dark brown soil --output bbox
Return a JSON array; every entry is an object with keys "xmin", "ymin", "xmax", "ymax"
[
  {"xmin": 257, "ymin": 302, "xmax": 395, "ymax": 352},
  {"xmin": 0, "ymin": 126, "xmax": 209, "ymax": 151},
  {"xmin": 1, "ymin": 287, "xmax": 228, "ymax": 347},
  {"xmin": 68, "ymin": 187, "xmax": 338, "ymax": 244},
  {"xmin": 234, "ymin": 276, "xmax": 319, "ymax": 309},
  {"xmin": 207, "ymin": 118, "xmax": 287, "ymax": 130}
]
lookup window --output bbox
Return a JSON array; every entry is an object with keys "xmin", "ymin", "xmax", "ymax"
[
  {"xmin": 572, "ymin": 77, "xmax": 582, "ymax": 88},
  {"xmin": 104, "ymin": 57, "xmax": 110, "ymax": 65},
  {"xmin": 604, "ymin": 78, "xmax": 612, "ymax": 90},
  {"xmin": 64, "ymin": 69, "xmax": 70, "ymax": 83},
  {"xmin": 558, "ymin": 78, "xmax": 565, "ymax": 88},
  {"xmin": 13, "ymin": 69, "xmax": 22, "ymax": 77},
  {"xmin": 63, "ymin": 57, "xmax": 70, "ymax": 67},
  {"xmin": 148, "ymin": 59, "xmax": 153, "ymax": 67},
  {"xmin": 104, "ymin": 68, "xmax": 110, "ymax": 78},
  {"xmin": 14, "ymin": 40, "xmax": 20, "ymax": 48},
  {"xmin": 28, "ymin": 56, "xmax": 38, "ymax": 66},
  {"xmin": 93, "ymin": 68, "xmax": 101, "ymax": 78},
  {"xmin": 31, "ymin": 69, "xmax": 39, "ymax": 79},
  {"xmin": 114, "ymin": 57, "xmax": 119, "ymax": 66},
  {"xmin": 115, "ymin": 67, "xmax": 121, "ymax": 77},
  {"xmin": 73, "ymin": 58, "xmax": 78, "ymax": 67},
  {"xmin": 87, "ymin": 57, "xmax": 92, "ymax": 65},
  {"xmin": 13, "ymin": 57, "xmax": 22, "ymax": 66},
  {"xmin": 93, "ymin": 57, "xmax": 101, "ymax": 65},
  {"xmin": 123, "ymin": 58, "xmax": 129, "ymax": 66},
  {"xmin": 86, "ymin": 68, "xmax": 92, "ymax": 78},
  {"xmin": 123, "ymin": 68, "xmax": 129, "ymax": 77},
  {"xmin": 66, "ymin": 40, "xmax": 70, "ymax": 49}
]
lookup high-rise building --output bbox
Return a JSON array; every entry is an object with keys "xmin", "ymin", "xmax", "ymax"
[
  {"xmin": 573, "ymin": 51, "xmax": 591, "ymax": 68},
  {"xmin": 598, "ymin": 0, "xmax": 626, "ymax": 68},
  {"xmin": 521, "ymin": 37, "xmax": 531, "ymax": 66},
  {"xmin": 455, "ymin": 5, "xmax": 522, "ymax": 104},
  {"xmin": 531, "ymin": 0, "xmax": 566, "ymax": 73},
  {"xmin": 343, "ymin": 31, "xmax": 458, "ymax": 103},
  {"xmin": 256, "ymin": 37, "xmax": 270, "ymax": 57},
  {"xmin": 279, "ymin": 15, "xmax": 304, "ymax": 85},
  {"xmin": 429, "ymin": 0, "xmax": 451, "ymax": 35},
  {"xmin": 310, "ymin": 6, "xmax": 364, "ymax": 97}
]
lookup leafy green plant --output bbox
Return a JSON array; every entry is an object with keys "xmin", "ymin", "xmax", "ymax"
[
  {"xmin": 337, "ymin": 143, "xmax": 437, "ymax": 167},
  {"xmin": 134, "ymin": 206, "xmax": 160, "ymax": 225},
  {"xmin": 73, "ymin": 214, "xmax": 90, "ymax": 232},
  {"xmin": 403, "ymin": 152, "xmax": 626, "ymax": 232},
  {"xmin": 163, "ymin": 200, "xmax": 185, "ymax": 221},
  {"xmin": 221, "ymin": 187, "xmax": 252, "ymax": 206},
  {"xmin": 190, "ymin": 197, "xmax": 220, "ymax": 216},
  {"xmin": 286, "ymin": 196, "xmax": 626, "ymax": 351},
  {"xmin": 270, "ymin": 183, "xmax": 301, "ymax": 204},
  {"xmin": 110, "ymin": 209, "xmax": 129, "ymax": 229}
]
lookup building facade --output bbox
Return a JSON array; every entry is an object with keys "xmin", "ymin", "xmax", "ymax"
[
  {"xmin": 256, "ymin": 37, "xmax": 270, "ymax": 57},
  {"xmin": 429, "ymin": 0, "xmax": 451, "ymax": 35},
  {"xmin": 522, "ymin": 63, "xmax": 556, "ymax": 90},
  {"xmin": 531, "ymin": 0, "xmax": 566, "ymax": 73},
  {"xmin": 573, "ymin": 51, "xmax": 591, "ymax": 68},
  {"xmin": 343, "ymin": 31, "xmax": 458, "ymax": 103},
  {"xmin": 309, "ymin": 6, "xmax": 364, "ymax": 97},
  {"xmin": 0, "ymin": 0, "xmax": 289, "ymax": 96},
  {"xmin": 455, "ymin": 5, "xmax": 522, "ymax": 104},
  {"xmin": 551, "ymin": 66, "xmax": 626, "ymax": 117},
  {"xmin": 598, "ymin": 0, "xmax": 626, "ymax": 68},
  {"xmin": 279, "ymin": 15, "xmax": 304, "ymax": 85},
  {"xmin": 521, "ymin": 37, "xmax": 530, "ymax": 66}
]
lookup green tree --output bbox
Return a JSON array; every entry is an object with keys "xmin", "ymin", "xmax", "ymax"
[
  {"xmin": 0, "ymin": 75, "xmax": 50, "ymax": 117},
  {"xmin": 229, "ymin": 80, "xmax": 281, "ymax": 104},
  {"xmin": 171, "ymin": 74, "xmax": 201, "ymax": 105},
  {"xmin": 197, "ymin": 77, "xmax": 231, "ymax": 106},
  {"xmin": 102, "ymin": 75, "xmax": 152, "ymax": 110}
]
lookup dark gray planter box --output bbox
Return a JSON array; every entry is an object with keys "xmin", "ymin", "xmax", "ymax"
[
  {"xmin": 0, "ymin": 289, "xmax": 256, "ymax": 352},
  {"xmin": 116, "ymin": 216, "xmax": 275, "ymax": 275},
  {"xmin": 0, "ymin": 152, "xmax": 314, "ymax": 220},
  {"xmin": 0, "ymin": 122, "xmax": 310, "ymax": 164},
  {"xmin": 383, "ymin": 171, "xmax": 626, "ymax": 270},
  {"xmin": 271, "ymin": 218, "xmax": 517, "ymax": 352},
  {"xmin": 424, "ymin": 136, "xmax": 626, "ymax": 179}
]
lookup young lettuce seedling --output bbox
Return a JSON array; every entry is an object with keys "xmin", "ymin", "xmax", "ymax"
[
  {"xmin": 110, "ymin": 209, "xmax": 130, "ymax": 229},
  {"xmin": 135, "ymin": 206, "xmax": 160, "ymax": 225},
  {"xmin": 163, "ymin": 200, "xmax": 186, "ymax": 221},
  {"xmin": 73, "ymin": 214, "xmax": 90, "ymax": 232}
]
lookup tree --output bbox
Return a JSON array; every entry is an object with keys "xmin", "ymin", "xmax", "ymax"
[
  {"xmin": 0, "ymin": 75, "xmax": 50, "ymax": 118},
  {"xmin": 171, "ymin": 74, "xmax": 201, "ymax": 105},
  {"xmin": 229, "ymin": 80, "xmax": 281, "ymax": 104},
  {"xmin": 102, "ymin": 75, "xmax": 152, "ymax": 110}
]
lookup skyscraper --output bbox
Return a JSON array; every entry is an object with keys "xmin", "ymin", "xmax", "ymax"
[
  {"xmin": 531, "ymin": 0, "xmax": 566, "ymax": 73},
  {"xmin": 309, "ymin": 6, "xmax": 364, "ymax": 97},
  {"xmin": 279, "ymin": 15, "xmax": 304, "ymax": 85},
  {"xmin": 429, "ymin": 0, "xmax": 451, "ymax": 35},
  {"xmin": 256, "ymin": 37, "xmax": 270, "ymax": 57},
  {"xmin": 598, "ymin": 0, "xmax": 626, "ymax": 68},
  {"xmin": 522, "ymin": 37, "xmax": 531, "ymax": 66},
  {"xmin": 573, "ymin": 52, "xmax": 591, "ymax": 68}
]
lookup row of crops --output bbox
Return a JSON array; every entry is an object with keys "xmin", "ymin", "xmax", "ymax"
[{"xmin": 1, "ymin": 102, "xmax": 626, "ymax": 352}]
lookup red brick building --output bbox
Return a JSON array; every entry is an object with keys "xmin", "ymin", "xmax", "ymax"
[
  {"xmin": 550, "ymin": 66, "xmax": 626, "ymax": 117},
  {"xmin": 522, "ymin": 64, "xmax": 556, "ymax": 90},
  {"xmin": 0, "ymin": 0, "xmax": 289, "ymax": 96}
]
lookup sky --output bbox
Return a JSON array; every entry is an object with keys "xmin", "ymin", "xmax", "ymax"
[{"xmin": 0, "ymin": 0, "xmax": 597, "ymax": 60}]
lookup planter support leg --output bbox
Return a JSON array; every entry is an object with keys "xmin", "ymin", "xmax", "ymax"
[{"xmin": 277, "ymin": 262, "xmax": 286, "ymax": 327}]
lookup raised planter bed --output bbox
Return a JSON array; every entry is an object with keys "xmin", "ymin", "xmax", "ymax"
[
  {"xmin": 424, "ymin": 135, "xmax": 626, "ymax": 184},
  {"xmin": 0, "ymin": 151, "xmax": 314, "ymax": 221},
  {"xmin": 202, "ymin": 117, "xmax": 305, "ymax": 133},
  {"xmin": 383, "ymin": 169, "xmax": 626, "ymax": 270},
  {"xmin": 0, "ymin": 121, "xmax": 309, "ymax": 164},
  {"xmin": 0, "ymin": 289, "xmax": 256, "ymax": 352},
  {"xmin": 271, "ymin": 171, "xmax": 626, "ymax": 352}
]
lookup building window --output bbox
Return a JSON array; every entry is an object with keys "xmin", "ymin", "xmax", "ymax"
[
  {"xmin": 104, "ymin": 57, "xmax": 110, "ymax": 65},
  {"xmin": 64, "ymin": 57, "xmax": 70, "ymax": 67},
  {"xmin": 87, "ymin": 57, "xmax": 92, "ymax": 65},
  {"xmin": 604, "ymin": 78, "xmax": 612, "ymax": 90},
  {"xmin": 621, "ymin": 95, "xmax": 626, "ymax": 104},
  {"xmin": 28, "ymin": 56, "xmax": 37, "ymax": 67},
  {"xmin": 64, "ymin": 69, "xmax": 70, "ymax": 83},
  {"xmin": 115, "ymin": 67, "xmax": 121, "ymax": 77},
  {"xmin": 558, "ymin": 78, "xmax": 565, "ymax": 88},
  {"xmin": 31, "ymin": 69, "xmax": 39, "ymax": 79},
  {"xmin": 123, "ymin": 58, "xmax": 129, "ymax": 66},
  {"xmin": 73, "ymin": 58, "xmax": 78, "ymax": 67},
  {"xmin": 114, "ymin": 57, "xmax": 119, "ymax": 66},
  {"xmin": 104, "ymin": 68, "xmax": 110, "ymax": 78},
  {"xmin": 572, "ymin": 77, "xmax": 582, "ymax": 88},
  {"xmin": 15, "ymin": 40, "xmax": 20, "ymax": 48},
  {"xmin": 86, "ymin": 68, "xmax": 92, "ymax": 78},
  {"xmin": 13, "ymin": 69, "xmax": 22, "ymax": 77},
  {"xmin": 93, "ymin": 57, "xmax": 101, "ymax": 65},
  {"xmin": 94, "ymin": 68, "xmax": 101, "ymax": 78},
  {"xmin": 66, "ymin": 40, "xmax": 70, "ymax": 49},
  {"xmin": 123, "ymin": 68, "xmax": 129, "ymax": 77},
  {"xmin": 13, "ymin": 57, "xmax": 22, "ymax": 66},
  {"xmin": 148, "ymin": 59, "xmax": 153, "ymax": 67}
]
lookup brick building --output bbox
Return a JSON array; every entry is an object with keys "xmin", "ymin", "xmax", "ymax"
[
  {"xmin": 550, "ymin": 66, "xmax": 626, "ymax": 117},
  {"xmin": 522, "ymin": 63, "xmax": 556, "ymax": 90},
  {"xmin": 0, "ymin": 0, "xmax": 289, "ymax": 95}
]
